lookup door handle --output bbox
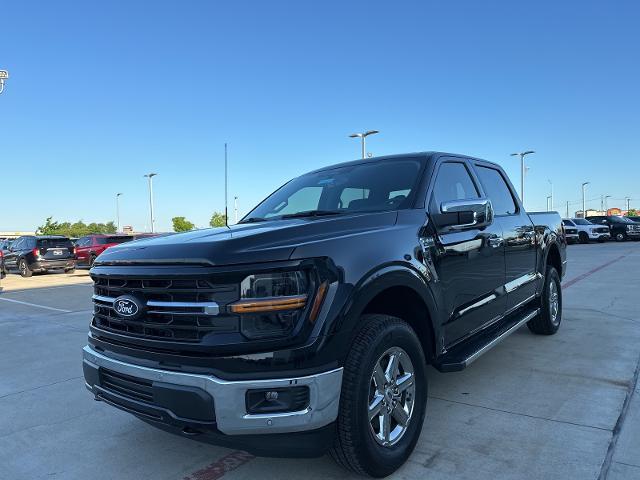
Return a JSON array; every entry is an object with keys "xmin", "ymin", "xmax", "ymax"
[{"xmin": 488, "ymin": 236, "xmax": 503, "ymax": 248}]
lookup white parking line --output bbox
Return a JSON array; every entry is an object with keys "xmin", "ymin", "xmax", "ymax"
[{"xmin": 0, "ymin": 297, "xmax": 72, "ymax": 313}]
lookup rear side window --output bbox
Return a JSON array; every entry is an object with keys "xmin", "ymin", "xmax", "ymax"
[
  {"xmin": 431, "ymin": 162, "xmax": 479, "ymax": 210},
  {"xmin": 37, "ymin": 238, "xmax": 72, "ymax": 248},
  {"xmin": 475, "ymin": 166, "xmax": 517, "ymax": 216}
]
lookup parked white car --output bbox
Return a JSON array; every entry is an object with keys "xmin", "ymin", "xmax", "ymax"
[{"xmin": 562, "ymin": 218, "xmax": 610, "ymax": 243}]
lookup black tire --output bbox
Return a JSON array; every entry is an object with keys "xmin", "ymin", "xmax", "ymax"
[
  {"xmin": 597, "ymin": 237, "xmax": 606, "ymax": 243},
  {"xmin": 329, "ymin": 314, "xmax": 427, "ymax": 477},
  {"xmin": 89, "ymin": 255, "xmax": 97, "ymax": 268},
  {"xmin": 64, "ymin": 267, "xmax": 76, "ymax": 274},
  {"xmin": 19, "ymin": 259, "xmax": 33, "ymax": 278},
  {"xmin": 578, "ymin": 232, "xmax": 589, "ymax": 244},
  {"xmin": 614, "ymin": 232, "xmax": 627, "ymax": 242},
  {"xmin": 528, "ymin": 266, "xmax": 562, "ymax": 335}
]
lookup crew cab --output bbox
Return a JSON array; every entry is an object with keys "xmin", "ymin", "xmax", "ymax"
[
  {"xmin": 83, "ymin": 152, "xmax": 566, "ymax": 477},
  {"xmin": 75, "ymin": 234, "xmax": 137, "ymax": 267},
  {"xmin": 586, "ymin": 215, "xmax": 640, "ymax": 242},
  {"xmin": 562, "ymin": 218, "xmax": 610, "ymax": 243}
]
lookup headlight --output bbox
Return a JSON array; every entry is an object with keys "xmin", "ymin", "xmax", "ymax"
[
  {"xmin": 230, "ymin": 271, "xmax": 311, "ymax": 340},
  {"xmin": 627, "ymin": 225, "xmax": 633, "ymax": 231}
]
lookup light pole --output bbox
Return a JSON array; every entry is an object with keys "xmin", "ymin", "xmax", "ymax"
[
  {"xmin": 546, "ymin": 196, "xmax": 552, "ymax": 211},
  {"xmin": 566, "ymin": 201, "xmax": 570, "ymax": 218},
  {"xmin": 144, "ymin": 173, "xmax": 157, "ymax": 233},
  {"xmin": 510, "ymin": 151, "xmax": 535, "ymax": 206},
  {"xmin": 582, "ymin": 182, "xmax": 590, "ymax": 218},
  {"xmin": 116, "ymin": 193, "xmax": 123, "ymax": 232},
  {"xmin": 0, "ymin": 69, "xmax": 8, "ymax": 95},
  {"xmin": 349, "ymin": 130, "xmax": 379, "ymax": 159},
  {"xmin": 626, "ymin": 197, "xmax": 632, "ymax": 211},
  {"xmin": 604, "ymin": 195, "xmax": 612, "ymax": 213},
  {"xmin": 548, "ymin": 179, "xmax": 554, "ymax": 211}
]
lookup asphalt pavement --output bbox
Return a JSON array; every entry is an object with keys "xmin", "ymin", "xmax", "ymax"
[{"xmin": 0, "ymin": 242, "xmax": 639, "ymax": 480}]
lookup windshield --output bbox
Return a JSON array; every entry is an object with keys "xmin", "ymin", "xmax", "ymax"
[
  {"xmin": 562, "ymin": 220, "xmax": 574, "ymax": 226},
  {"xmin": 243, "ymin": 158, "xmax": 423, "ymax": 222},
  {"xmin": 612, "ymin": 216, "xmax": 635, "ymax": 224},
  {"xmin": 572, "ymin": 219, "xmax": 591, "ymax": 225}
]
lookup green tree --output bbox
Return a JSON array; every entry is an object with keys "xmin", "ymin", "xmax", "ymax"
[
  {"xmin": 36, "ymin": 218, "xmax": 119, "ymax": 237},
  {"xmin": 172, "ymin": 216, "xmax": 195, "ymax": 232},
  {"xmin": 209, "ymin": 211, "xmax": 227, "ymax": 228},
  {"xmin": 627, "ymin": 208, "xmax": 638, "ymax": 217}
]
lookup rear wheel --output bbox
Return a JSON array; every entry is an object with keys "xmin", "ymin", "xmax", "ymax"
[
  {"xmin": 615, "ymin": 232, "xmax": 627, "ymax": 242},
  {"xmin": 330, "ymin": 315, "xmax": 427, "ymax": 477},
  {"xmin": 528, "ymin": 266, "xmax": 561, "ymax": 335},
  {"xmin": 89, "ymin": 254, "xmax": 97, "ymax": 268},
  {"xmin": 19, "ymin": 259, "xmax": 33, "ymax": 278},
  {"xmin": 578, "ymin": 232, "xmax": 589, "ymax": 244}
]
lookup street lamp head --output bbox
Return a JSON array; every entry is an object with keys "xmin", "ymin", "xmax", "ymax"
[
  {"xmin": 582, "ymin": 181, "xmax": 590, "ymax": 187},
  {"xmin": 511, "ymin": 150, "xmax": 535, "ymax": 157},
  {"xmin": 144, "ymin": 173, "xmax": 157, "ymax": 178},
  {"xmin": 349, "ymin": 133, "xmax": 363, "ymax": 138},
  {"xmin": 364, "ymin": 130, "xmax": 379, "ymax": 137}
]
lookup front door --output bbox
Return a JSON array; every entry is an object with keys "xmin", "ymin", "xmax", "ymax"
[{"xmin": 429, "ymin": 159, "xmax": 507, "ymax": 347}]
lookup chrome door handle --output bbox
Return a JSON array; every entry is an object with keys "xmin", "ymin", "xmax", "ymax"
[{"xmin": 488, "ymin": 236, "xmax": 503, "ymax": 248}]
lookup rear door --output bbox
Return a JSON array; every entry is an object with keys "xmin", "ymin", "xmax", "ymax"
[
  {"xmin": 37, "ymin": 238, "xmax": 74, "ymax": 260},
  {"xmin": 429, "ymin": 159, "xmax": 507, "ymax": 346},
  {"xmin": 473, "ymin": 163, "xmax": 538, "ymax": 312}
]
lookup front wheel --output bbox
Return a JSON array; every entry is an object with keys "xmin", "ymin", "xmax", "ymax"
[
  {"xmin": 330, "ymin": 315, "xmax": 427, "ymax": 477},
  {"xmin": 528, "ymin": 266, "xmax": 562, "ymax": 335},
  {"xmin": 578, "ymin": 232, "xmax": 589, "ymax": 244}
]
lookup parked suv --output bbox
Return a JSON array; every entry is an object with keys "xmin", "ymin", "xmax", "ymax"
[
  {"xmin": 562, "ymin": 218, "xmax": 610, "ymax": 243},
  {"xmin": 3, "ymin": 235, "xmax": 76, "ymax": 277},
  {"xmin": 75, "ymin": 234, "xmax": 136, "ymax": 267},
  {"xmin": 586, "ymin": 215, "xmax": 640, "ymax": 242},
  {"xmin": 83, "ymin": 152, "xmax": 566, "ymax": 476},
  {"xmin": 627, "ymin": 216, "xmax": 640, "ymax": 223}
]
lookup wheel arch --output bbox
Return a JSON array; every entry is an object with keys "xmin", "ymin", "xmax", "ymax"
[{"xmin": 342, "ymin": 266, "xmax": 440, "ymax": 363}]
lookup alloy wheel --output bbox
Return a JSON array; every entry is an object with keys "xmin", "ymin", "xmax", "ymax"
[{"xmin": 368, "ymin": 346, "xmax": 415, "ymax": 447}]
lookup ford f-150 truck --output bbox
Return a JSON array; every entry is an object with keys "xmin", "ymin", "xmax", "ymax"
[{"xmin": 83, "ymin": 152, "xmax": 566, "ymax": 477}]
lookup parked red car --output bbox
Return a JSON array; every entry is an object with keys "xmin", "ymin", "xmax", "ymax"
[{"xmin": 75, "ymin": 235, "xmax": 137, "ymax": 267}]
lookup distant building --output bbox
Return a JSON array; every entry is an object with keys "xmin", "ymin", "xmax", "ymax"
[{"xmin": 0, "ymin": 231, "xmax": 36, "ymax": 239}]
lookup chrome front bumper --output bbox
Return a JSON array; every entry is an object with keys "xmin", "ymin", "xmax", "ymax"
[{"xmin": 83, "ymin": 346, "xmax": 343, "ymax": 435}]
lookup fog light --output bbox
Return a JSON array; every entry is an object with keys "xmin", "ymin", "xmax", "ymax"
[{"xmin": 246, "ymin": 386, "xmax": 310, "ymax": 414}]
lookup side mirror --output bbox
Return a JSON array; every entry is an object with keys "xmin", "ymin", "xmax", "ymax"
[{"xmin": 433, "ymin": 198, "xmax": 494, "ymax": 230}]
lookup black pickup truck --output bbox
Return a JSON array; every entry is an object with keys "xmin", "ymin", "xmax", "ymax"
[{"xmin": 83, "ymin": 152, "xmax": 566, "ymax": 477}]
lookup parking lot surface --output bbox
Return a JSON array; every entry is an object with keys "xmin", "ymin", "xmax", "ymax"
[{"xmin": 1, "ymin": 243, "xmax": 639, "ymax": 480}]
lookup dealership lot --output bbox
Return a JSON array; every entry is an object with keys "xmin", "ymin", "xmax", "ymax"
[{"xmin": 1, "ymin": 243, "xmax": 639, "ymax": 480}]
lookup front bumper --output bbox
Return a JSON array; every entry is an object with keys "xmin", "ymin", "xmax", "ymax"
[
  {"xmin": 82, "ymin": 346, "xmax": 342, "ymax": 436},
  {"xmin": 588, "ymin": 232, "xmax": 610, "ymax": 240}
]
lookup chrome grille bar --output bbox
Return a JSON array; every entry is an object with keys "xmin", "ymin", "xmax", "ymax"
[{"xmin": 92, "ymin": 294, "xmax": 220, "ymax": 316}]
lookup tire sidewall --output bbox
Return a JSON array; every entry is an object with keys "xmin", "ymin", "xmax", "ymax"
[
  {"xmin": 348, "ymin": 320, "xmax": 427, "ymax": 476},
  {"xmin": 543, "ymin": 267, "xmax": 562, "ymax": 331}
]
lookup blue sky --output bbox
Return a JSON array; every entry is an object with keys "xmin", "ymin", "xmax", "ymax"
[{"xmin": 1, "ymin": 1, "xmax": 638, "ymax": 231}]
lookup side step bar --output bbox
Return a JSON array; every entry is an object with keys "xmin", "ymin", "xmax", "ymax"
[{"xmin": 434, "ymin": 308, "xmax": 540, "ymax": 373}]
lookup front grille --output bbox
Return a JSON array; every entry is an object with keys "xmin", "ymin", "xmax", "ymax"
[
  {"xmin": 595, "ymin": 228, "xmax": 609, "ymax": 233},
  {"xmin": 92, "ymin": 276, "xmax": 240, "ymax": 343},
  {"xmin": 565, "ymin": 228, "xmax": 577, "ymax": 234},
  {"xmin": 100, "ymin": 368, "xmax": 154, "ymax": 403}
]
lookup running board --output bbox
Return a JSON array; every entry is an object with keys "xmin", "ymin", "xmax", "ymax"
[{"xmin": 434, "ymin": 308, "xmax": 540, "ymax": 372}]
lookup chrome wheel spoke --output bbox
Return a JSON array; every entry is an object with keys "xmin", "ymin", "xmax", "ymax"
[
  {"xmin": 396, "ymin": 372, "xmax": 414, "ymax": 393},
  {"xmin": 381, "ymin": 411, "xmax": 391, "ymax": 443},
  {"xmin": 392, "ymin": 404, "xmax": 409, "ymax": 426},
  {"xmin": 373, "ymin": 363, "xmax": 386, "ymax": 393},
  {"xmin": 385, "ymin": 353, "xmax": 400, "ymax": 383},
  {"xmin": 369, "ymin": 394, "xmax": 384, "ymax": 420}
]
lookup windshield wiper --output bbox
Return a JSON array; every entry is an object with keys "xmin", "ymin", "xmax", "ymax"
[
  {"xmin": 238, "ymin": 217, "xmax": 267, "ymax": 224},
  {"xmin": 280, "ymin": 210, "xmax": 344, "ymax": 219}
]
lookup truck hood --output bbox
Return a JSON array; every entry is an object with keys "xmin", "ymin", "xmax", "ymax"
[{"xmin": 96, "ymin": 211, "xmax": 398, "ymax": 266}]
